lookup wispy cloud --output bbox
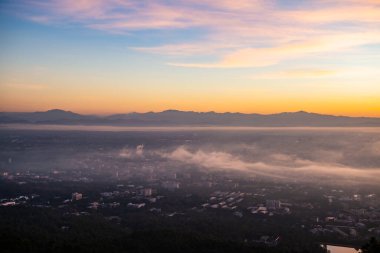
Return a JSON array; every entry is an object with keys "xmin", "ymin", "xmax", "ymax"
[
  {"xmin": 119, "ymin": 144, "xmax": 144, "ymax": 159},
  {"xmin": 250, "ymin": 68, "xmax": 338, "ymax": 79},
  {"xmin": 160, "ymin": 146, "xmax": 380, "ymax": 184},
  {"xmin": 6, "ymin": 0, "xmax": 380, "ymax": 68},
  {"xmin": 170, "ymin": 33, "xmax": 380, "ymax": 68}
]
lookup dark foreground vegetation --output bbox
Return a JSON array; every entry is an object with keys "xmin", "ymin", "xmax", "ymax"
[{"xmin": 0, "ymin": 207, "xmax": 327, "ymax": 253}]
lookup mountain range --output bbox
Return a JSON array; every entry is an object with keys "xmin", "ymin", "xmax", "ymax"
[{"xmin": 1, "ymin": 109, "xmax": 380, "ymax": 127}]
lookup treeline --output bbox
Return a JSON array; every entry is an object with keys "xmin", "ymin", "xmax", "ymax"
[{"xmin": 0, "ymin": 206, "xmax": 328, "ymax": 253}]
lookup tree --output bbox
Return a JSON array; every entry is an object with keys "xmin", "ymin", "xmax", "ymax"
[{"xmin": 361, "ymin": 237, "xmax": 380, "ymax": 253}]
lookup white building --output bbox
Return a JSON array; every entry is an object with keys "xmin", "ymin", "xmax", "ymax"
[{"xmin": 72, "ymin": 192, "xmax": 83, "ymax": 201}]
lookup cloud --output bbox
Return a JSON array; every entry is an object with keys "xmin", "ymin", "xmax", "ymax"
[
  {"xmin": 162, "ymin": 146, "xmax": 250, "ymax": 170},
  {"xmin": 119, "ymin": 144, "xmax": 144, "ymax": 158},
  {"xmin": 135, "ymin": 144, "xmax": 144, "ymax": 156},
  {"xmin": 160, "ymin": 146, "xmax": 288, "ymax": 179},
  {"xmin": 131, "ymin": 43, "xmax": 239, "ymax": 56},
  {"xmin": 7, "ymin": 0, "xmax": 380, "ymax": 68},
  {"xmin": 358, "ymin": 140, "xmax": 380, "ymax": 157},
  {"xmin": 286, "ymin": 5, "xmax": 380, "ymax": 24},
  {"xmin": 159, "ymin": 145, "xmax": 380, "ymax": 184},
  {"xmin": 250, "ymin": 66, "xmax": 380, "ymax": 80},
  {"xmin": 170, "ymin": 33, "xmax": 380, "ymax": 68},
  {"xmin": 250, "ymin": 69, "xmax": 338, "ymax": 79}
]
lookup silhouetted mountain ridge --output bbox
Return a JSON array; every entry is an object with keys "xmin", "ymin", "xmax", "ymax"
[{"xmin": 0, "ymin": 109, "xmax": 379, "ymax": 126}]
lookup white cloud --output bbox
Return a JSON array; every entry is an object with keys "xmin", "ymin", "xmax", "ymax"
[
  {"xmin": 119, "ymin": 144, "xmax": 144, "ymax": 158},
  {"xmin": 10, "ymin": 0, "xmax": 380, "ymax": 68},
  {"xmin": 159, "ymin": 146, "xmax": 380, "ymax": 184}
]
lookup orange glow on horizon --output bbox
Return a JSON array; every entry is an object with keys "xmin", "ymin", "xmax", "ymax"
[{"xmin": 1, "ymin": 90, "xmax": 379, "ymax": 117}]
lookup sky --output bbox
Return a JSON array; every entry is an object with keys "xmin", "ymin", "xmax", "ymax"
[{"xmin": 0, "ymin": 0, "xmax": 379, "ymax": 116}]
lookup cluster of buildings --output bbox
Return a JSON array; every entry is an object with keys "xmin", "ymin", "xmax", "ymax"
[
  {"xmin": 201, "ymin": 191, "xmax": 246, "ymax": 210},
  {"xmin": 2, "ymin": 161, "xmax": 380, "ymax": 246},
  {"xmin": 308, "ymin": 192, "xmax": 380, "ymax": 240},
  {"xmin": 248, "ymin": 200, "xmax": 291, "ymax": 216},
  {"xmin": 0, "ymin": 194, "xmax": 39, "ymax": 207}
]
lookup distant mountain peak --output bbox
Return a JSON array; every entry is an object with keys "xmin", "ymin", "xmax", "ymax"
[
  {"xmin": 162, "ymin": 109, "xmax": 181, "ymax": 113},
  {"xmin": 46, "ymin": 109, "xmax": 74, "ymax": 114},
  {"xmin": 1, "ymin": 109, "xmax": 379, "ymax": 126}
]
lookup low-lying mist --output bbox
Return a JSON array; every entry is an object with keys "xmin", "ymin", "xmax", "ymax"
[
  {"xmin": 158, "ymin": 145, "xmax": 380, "ymax": 183},
  {"xmin": 1, "ymin": 127, "xmax": 379, "ymax": 185},
  {"xmin": 115, "ymin": 128, "xmax": 380, "ymax": 184}
]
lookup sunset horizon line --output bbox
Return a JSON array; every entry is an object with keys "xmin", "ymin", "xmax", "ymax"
[{"xmin": 2, "ymin": 108, "xmax": 380, "ymax": 119}]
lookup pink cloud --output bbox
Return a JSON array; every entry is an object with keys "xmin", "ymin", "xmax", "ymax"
[
  {"xmin": 13, "ymin": 0, "xmax": 380, "ymax": 68},
  {"xmin": 170, "ymin": 32, "xmax": 380, "ymax": 68}
]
